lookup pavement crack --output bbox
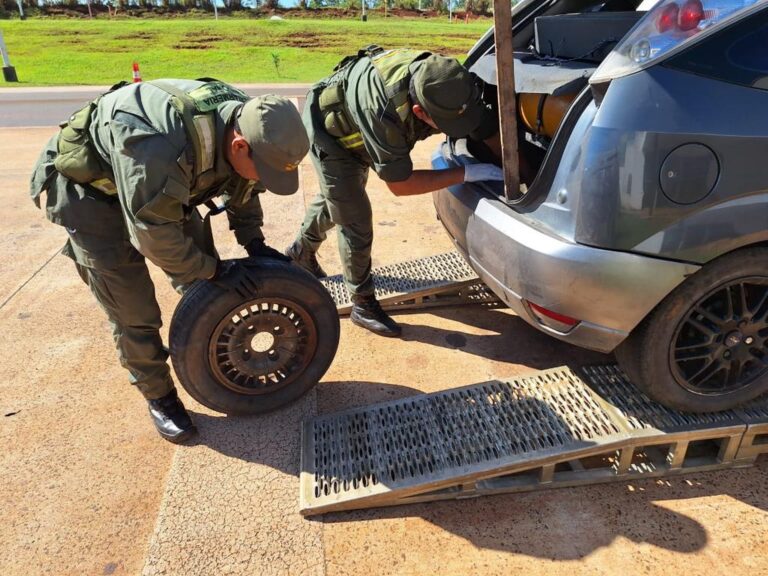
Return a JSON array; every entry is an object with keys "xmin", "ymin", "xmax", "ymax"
[{"xmin": 0, "ymin": 247, "xmax": 60, "ymax": 311}]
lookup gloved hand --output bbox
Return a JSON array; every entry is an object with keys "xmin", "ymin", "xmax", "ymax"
[
  {"xmin": 245, "ymin": 238, "xmax": 291, "ymax": 262},
  {"xmin": 464, "ymin": 163, "xmax": 504, "ymax": 183}
]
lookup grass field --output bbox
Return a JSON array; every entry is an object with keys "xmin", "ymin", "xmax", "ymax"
[{"xmin": 0, "ymin": 17, "xmax": 491, "ymax": 86}]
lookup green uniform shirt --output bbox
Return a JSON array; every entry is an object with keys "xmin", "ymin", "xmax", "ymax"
[
  {"xmin": 86, "ymin": 80, "xmax": 264, "ymax": 284},
  {"xmin": 343, "ymin": 58, "xmax": 437, "ymax": 183}
]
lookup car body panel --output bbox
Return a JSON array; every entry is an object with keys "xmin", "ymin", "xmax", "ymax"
[
  {"xmin": 433, "ymin": 1, "xmax": 768, "ymax": 353},
  {"xmin": 432, "ymin": 155, "xmax": 700, "ymax": 353},
  {"xmin": 576, "ymin": 65, "xmax": 768, "ymax": 261}
]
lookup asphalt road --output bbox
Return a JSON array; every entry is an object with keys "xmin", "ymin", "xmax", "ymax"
[{"xmin": 0, "ymin": 83, "xmax": 311, "ymax": 127}]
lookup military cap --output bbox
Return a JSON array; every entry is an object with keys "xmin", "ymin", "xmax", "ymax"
[
  {"xmin": 236, "ymin": 95, "xmax": 309, "ymax": 195},
  {"xmin": 411, "ymin": 55, "xmax": 485, "ymax": 138}
]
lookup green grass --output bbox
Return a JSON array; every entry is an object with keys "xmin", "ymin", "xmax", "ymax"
[{"xmin": 0, "ymin": 17, "xmax": 492, "ymax": 86}]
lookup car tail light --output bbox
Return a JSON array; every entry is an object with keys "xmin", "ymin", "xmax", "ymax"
[
  {"xmin": 526, "ymin": 301, "xmax": 580, "ymax": 333},
  {"xmin": 656, "ymin": 3, "xmax": 680, "ymax": 32},
  {"xmin": 591, "ymin": 0, "xmax": 763, "ymax": 84},
  {"xmin": 679, "ymin": 0, "xmax": 705, "ymax": 30}
]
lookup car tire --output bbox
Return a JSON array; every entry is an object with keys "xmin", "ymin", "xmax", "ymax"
[
  {"xmin": 615, "ymin": 247, "xmax": 768, "ymax": 412},
  {"xmin": 169, "ymin": 259, "xmax": 340, "ymax": 415}
]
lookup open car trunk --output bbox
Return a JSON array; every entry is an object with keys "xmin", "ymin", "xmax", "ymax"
[{"xmin": 458, "ymin": 0, "xmax": 650, "ymax": 204}]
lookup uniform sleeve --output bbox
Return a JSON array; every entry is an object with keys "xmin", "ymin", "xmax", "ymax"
[
  {"xmin": 108, "ymin": 111, "xmax": 217, "ymax": 284},
  {"xmin": 222, "ymin": 181, "xmax": 265, "ymax": 246},
  {"xmin": 355, "ymin": 105, "xmax": 413, "ymax": 183}
]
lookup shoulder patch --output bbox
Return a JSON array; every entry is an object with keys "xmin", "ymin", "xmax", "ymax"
[{"xmin": 187, "ymin": 82, "xmax": 249, "ymax": 113}]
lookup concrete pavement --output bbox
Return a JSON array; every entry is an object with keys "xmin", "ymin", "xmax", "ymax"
[{"xmin": 1, "ymin": 122, "xmax": 766, "ymax": 576}]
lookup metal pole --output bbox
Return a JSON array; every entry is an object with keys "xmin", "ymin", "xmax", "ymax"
[
  {"xmin": 361, "ymin": 0, "xmax": 366, "ymax": 21},
  {"xmin": 16, "ymin": 0, "xmax": 25, "ymax": 20},
  {"xmin": 213, "ymin": 0, "xmax": 218, "ymax": 20},
  {"xmin": 493, "ymin": 0, "xmax": 521, "ymax": 201},
  {"xmin": 0, "ymin": 30, "xmax": 19, "ymax": 82}
]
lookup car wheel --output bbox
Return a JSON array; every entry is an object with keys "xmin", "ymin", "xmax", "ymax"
[
  {"xmin": 615, "ymin": 247, "xmax": 768, "ymax": 412},
  {"xmin": 169, "ymin": 259, "xmax": 340, "ymax": 415}
]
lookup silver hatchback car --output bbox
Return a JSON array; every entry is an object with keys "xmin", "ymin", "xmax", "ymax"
[{"xmin": 432, "ymin": 0, "xmax": 768, "ymax": 411}]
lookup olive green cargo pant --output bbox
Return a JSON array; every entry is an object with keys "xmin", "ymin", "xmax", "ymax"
[
  {"xmin": 31, "ymin": 134, "xmax": 215, "ymax": 401},
  {"xmin": 64, "ymin": 211, "xmax": 213, "ymax": 400},
  {"xmin": 295, "ymin": 87, "xmax": 375, "ymax": 298}
]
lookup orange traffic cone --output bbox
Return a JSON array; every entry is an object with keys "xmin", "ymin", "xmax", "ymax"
[{"xmin": 132, "ymin": 62, "xmax": 142, "ymax": 83}]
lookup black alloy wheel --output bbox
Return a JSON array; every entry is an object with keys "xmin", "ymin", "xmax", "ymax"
[
  {"xmin": 616, "ymin": 247, "xmax": 768, "ymax": 412},
  {"xmin": 672, "ymin": 278, "xmax": 768, "ymax": 395}
]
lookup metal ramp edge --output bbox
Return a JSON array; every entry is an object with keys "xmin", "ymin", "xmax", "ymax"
[
  {"xmin": 320, "ymin": 251, "xmax": 502, "ymax": 315},
  {"xmin": 299, "ymin": 365, "xmax": 768, "ymax": 516}
]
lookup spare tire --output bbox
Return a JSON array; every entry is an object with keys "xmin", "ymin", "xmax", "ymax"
[{"xmin": 169, "ymin": 259, "xmax": 340, "ymax": 415}]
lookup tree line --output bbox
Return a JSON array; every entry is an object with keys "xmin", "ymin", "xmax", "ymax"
[{"xmin": 1, "ymin": 0, "xmax": 492, "ymax": 15}]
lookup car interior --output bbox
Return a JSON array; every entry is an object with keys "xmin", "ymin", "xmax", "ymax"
[{"xmin": 463, "ymin": 0, "xmax": 651, "ymax": 187}]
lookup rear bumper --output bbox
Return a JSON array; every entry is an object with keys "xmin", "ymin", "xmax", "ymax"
[{"xmin": 432, "ymin": 182, "xmax": 700, "ymax": 353}]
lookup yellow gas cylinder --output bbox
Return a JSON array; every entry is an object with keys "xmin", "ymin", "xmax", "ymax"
[{"xmin": 518, "ymin": 93, "xmax": 576, "ymax": 139}]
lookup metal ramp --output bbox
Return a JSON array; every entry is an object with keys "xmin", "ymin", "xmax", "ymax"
[
  {"xmin": 299, "ymin": 365, "xmax": 768, "ymax": 516},
  {"xmin": 320, "ymin": 251, "xmax": 502, "ymax": 315}
]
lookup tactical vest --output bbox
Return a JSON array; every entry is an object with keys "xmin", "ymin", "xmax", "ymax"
[
  {"xmin": 319, "ymin": 47, "xmax": 431, "ymax": 151},
  {"xmin": 53, "ymin": 80, "xmax": 128, "ymax": 196},
  {"xmin": 152, "ymin": 79, "xmax": 250, "ymax": 194},
  {"xmin": 54, "ymin": 80, "xmax": 249, "ymax": 197}
]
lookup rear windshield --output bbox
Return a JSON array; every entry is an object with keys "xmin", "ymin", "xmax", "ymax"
[{"xmin": 666, "ymin": 7, "xmax": 768, "ymax": 90}]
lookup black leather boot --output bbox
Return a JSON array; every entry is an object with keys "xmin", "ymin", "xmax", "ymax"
[
  {"xmin": 285, "ymin": 241, "xmax": 327, "ymax": 279},
  {"xmin": 147, "ymin": 390, "xmax": 197, "ymax": 444},
  {"xmin": 350, "ymin": 294, "xmax": 402, "ymax": 337}
]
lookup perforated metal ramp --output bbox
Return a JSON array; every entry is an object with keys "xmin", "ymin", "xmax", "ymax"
[
  {"xmin": 320, "ymin": 251, "xmax": 502, "ymax": 314},
  {"xmin": 300, "ymin": 365, "xmax": 768, "ymax": 515}
]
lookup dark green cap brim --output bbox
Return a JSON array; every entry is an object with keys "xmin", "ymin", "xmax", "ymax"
[
  {"xmin": 252, "ymin": 152, "xmax": 300, "ymax": 196},
  {"xmin": 426, "ymin": 100, "xmax": 485, "ymax": 138}
]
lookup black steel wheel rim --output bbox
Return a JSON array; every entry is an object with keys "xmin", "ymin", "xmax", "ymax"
[
  {"xmin": 208, "ymin": 297, "xmax": 318, "ymax": 395},
  {"xmin": 671, "ymin": 276, "xmax": 768, "ymax": 395}
]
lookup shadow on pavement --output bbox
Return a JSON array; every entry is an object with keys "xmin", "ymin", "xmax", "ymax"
[
  {"xmin": 188, "ymin": 376, "xmax": 767, "ymax": 561},
  {"xmin": 397, "ymin": 306, "xmax": 613, "ymax": 369},
  {"xmin": 319, "ymin": 457, "xmax": 767, "ymax": 559},
  {"xmin": 187, "ymin": 381, "xmax": 424, "ymax": 474},
  {"xmin": 316, "ymin": 379, "xmax": 426, "ymax": 414},
  {"xmin": 186, "ymin": 407, "xmax": 310, "ymax": 477},
  {"xmin": 184, "ymin": 306, "xmax": 767, "ymax": 563}
]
